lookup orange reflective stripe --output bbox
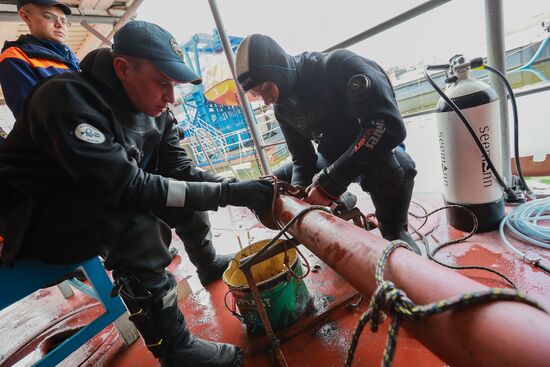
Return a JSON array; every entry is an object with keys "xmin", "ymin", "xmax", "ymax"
[{"xmin": 0, "ymin": 46, "xmax": 68, "ymax": 70}]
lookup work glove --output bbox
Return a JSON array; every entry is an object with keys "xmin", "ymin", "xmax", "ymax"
[
  {"xmin": 305, "ymin": 166, "xmax": 348, "ymax": 206},
  {"xmin": 222, "ymin": 179, "xmax": 274, "ymax": 214},
  {"xmin": 193, "ymin": 166, "xmax": 238, "ymax": 183}
]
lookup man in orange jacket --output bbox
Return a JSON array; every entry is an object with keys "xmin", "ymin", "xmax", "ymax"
[{"xmin": 0, "ymin": 0, "xmax": 78, "ymax": 141}]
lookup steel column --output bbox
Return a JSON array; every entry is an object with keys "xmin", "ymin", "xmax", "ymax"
[
  {"xmin": 207, "ymin": 0, "xmax": 272, "ymax": 175},
  {"xmin": 484, "ymin": 0, "xmax": 511, "ymax": 185},
  {"xmin": 274, "ymin": 195, "xmax": 550, "ymax": 367}
]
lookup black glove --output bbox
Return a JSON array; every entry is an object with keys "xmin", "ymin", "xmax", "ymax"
[
  {"xmin": 221, "ymin": 179, "xmax": 274, "ymax": 214},
  {"xmin": 193, "ymin": 167, "xmax": 239, "ymax": 183}
]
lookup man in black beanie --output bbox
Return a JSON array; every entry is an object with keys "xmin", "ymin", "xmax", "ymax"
[
  {"xmin": 0, "ymin": 21, "xmax": 276, "ymax": 366},
  {"xmin": 235, "ymin": 34, "xmax": 420, "ymax": 254}
]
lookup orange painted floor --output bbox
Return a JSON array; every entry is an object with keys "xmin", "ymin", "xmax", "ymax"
[{"xmin": 1, "ymin": 190, "xmax": 549, "ymax": 367}]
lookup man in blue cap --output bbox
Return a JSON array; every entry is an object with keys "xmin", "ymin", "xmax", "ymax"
[
  {"xmin": 235, "ymin": 34, "xmax": 420, "ymax": 254},
  {"xmin": 0, "ymin": 0, "xmax": 78, "ymax": 125},
  {"xmin": 0, "ymin": 21, "xmax": 275, "ymax": 366}
]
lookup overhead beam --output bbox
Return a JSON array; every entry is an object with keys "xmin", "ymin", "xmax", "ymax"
[
  {"xmin": 78, "ymin": 0, "xmax": 116, "ymax": 11},
  {"xmin": 78, "ymin": 0, "xmax": 101, "ymax": 9},
  {"xmin": 0, "ymin": 11, "xmax": 120, "ymax": 24},
  {"xmin": 77, "ymin": 22, "xmax": 113, "ymax": 58},
  {"xmin": 324, "ymin": 0, "xmax": 451, "ymax": 51},
  {"xmin": 94, "ymin": 0, "xmax": 116, "ymax": 10},
  {"xmin": 0, "ymin": 3, "xmax": 124, "ymax": 18},
  {"xmin": 81, "ymin": 21, "xmax": 112, "ymax": 46},
  {"xmin": 100, "ymin": 0, "xmax": 144, "ymax": 46}
]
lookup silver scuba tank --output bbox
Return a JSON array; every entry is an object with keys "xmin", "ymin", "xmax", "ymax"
[{"xmin": 435, "ymin": 55, "xmax": 505, "ymax": 232}]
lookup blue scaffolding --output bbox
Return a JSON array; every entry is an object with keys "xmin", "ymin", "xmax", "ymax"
[{"xmin": 175, "ymin": 30, "xmax": 250, "ymax": 150}]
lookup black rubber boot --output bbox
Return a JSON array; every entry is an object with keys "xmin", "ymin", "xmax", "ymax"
[
  {"xmin": 187, "ymin": 243, "xmax": 234, "ymax": 286},
  {"xmin": 115, "ymin": 271, "xmax": 243, "ymax": 367},
  {"xmin": 160, "ymin": 333, "xmax": 244, "ymax": 367},
  {"xmin": 378, "ymin": 222, "xmax": 422, "ymax": 255}
]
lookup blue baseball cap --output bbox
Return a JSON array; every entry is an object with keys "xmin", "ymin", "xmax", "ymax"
[
  {"xmin": 17, "ymin": 0, "xmax": 71, "ymax": 15},
  {"xmin": 113, "ymin": 21, "xmax": 201, "ymax": 85}
]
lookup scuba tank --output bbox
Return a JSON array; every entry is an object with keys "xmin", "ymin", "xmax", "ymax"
[{"xmin": 435, "ymin": 55, "xmax": 505, "ymax": 232}]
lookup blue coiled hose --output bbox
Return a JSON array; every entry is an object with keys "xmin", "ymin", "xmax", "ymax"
[{"xmin": 499, "ymin": 196, "xmax": 550, "ymax": 273}]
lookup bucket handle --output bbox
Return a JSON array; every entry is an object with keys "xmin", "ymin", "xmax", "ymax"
[
  {"xmin": 282, "ymin": 240, "xmax": 311, "ymax": 280},
  {"xmin": 224, "ymin": 289, "xmax": 253, "ymax": 327}
]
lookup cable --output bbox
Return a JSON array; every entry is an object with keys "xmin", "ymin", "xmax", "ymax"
[
  {"xmin": 499, "ymin": 197, "xmax": 550, "ymax": 274},
  {"xmin": 423, "ymin": 70, "xmax": 519, "ymax": 202},
  {"xmin": 482, "ymin": 65, "xmax": 530, "ymax": 192},
  {"xmin": 408, "ymin": 201, "xmax": 518, "ymax": 289}
]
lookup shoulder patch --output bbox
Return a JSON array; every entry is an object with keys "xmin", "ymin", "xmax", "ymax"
[{"xmin": 74, "ymin": 123, "xmax": 105, "ymax": 144}]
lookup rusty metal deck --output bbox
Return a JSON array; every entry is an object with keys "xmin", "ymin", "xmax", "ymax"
[{"xmin": 1, "ymin": 191, "xmax": 548, "ymax": 367}]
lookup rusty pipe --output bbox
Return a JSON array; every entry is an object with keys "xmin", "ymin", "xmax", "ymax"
[{"xmin": 274, "ymin": 195, "xmax": 550, "ymax": 367}]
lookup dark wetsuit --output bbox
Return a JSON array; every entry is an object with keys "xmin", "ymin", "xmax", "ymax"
[
  {"xmin": 269, "ymin": 48, "xmax": 417, "ymax": 226},
  {"xmin": 0, "ymin": 48, "xmax": 229, "ymax": 275}
]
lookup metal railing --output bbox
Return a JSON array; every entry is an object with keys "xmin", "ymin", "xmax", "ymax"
[{"xmin": 181, "ymin": 108, "xmax": 284, "ymax": 172}]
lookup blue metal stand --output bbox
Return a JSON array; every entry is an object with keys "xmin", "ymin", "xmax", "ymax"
[{"xmin": 0, "ymin": 256, "xmax": 136, "ymax": 367}]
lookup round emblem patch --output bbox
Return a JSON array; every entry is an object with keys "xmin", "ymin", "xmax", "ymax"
[
  {"xmin": 347, "ymin": 74, "xmax": 371, "ymax": 100},
  {"xmin": 74, "ymin": 123, "xmax": 105, "ymax": 144},
  {"xmin": 169, "ymin": 36, "xmax": 184, "ymax": 59}
]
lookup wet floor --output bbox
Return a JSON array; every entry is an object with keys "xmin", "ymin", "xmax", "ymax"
[{"xmin": 1, "ymin": 192, "xmax": 549, "ymax": 366}]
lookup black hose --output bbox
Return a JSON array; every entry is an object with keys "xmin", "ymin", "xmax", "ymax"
[
  {"xmin": 483, "ymin": 65, "xmax": 530, "ymax": 192},
  {"xmin": 424, "ymin": 70, "xmax": 518, "ymax": 201}
]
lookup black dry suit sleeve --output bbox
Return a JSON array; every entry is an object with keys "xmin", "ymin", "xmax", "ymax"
[
  {"xmin": 166, "ymin": 179, "xmax": 273, "ymax": 213},
  {"xmin": 156, "ymin": 123, "xmax": 230, "ymax": 183},
  {"xmin": 166, "ymin": 180, "xmax": 224, "ymax": 211},
  {"xmin": 328, "ymin": 53, "xmax": 406, "ymax": 186},
  {"xmin": 277, "ymin": 114, "xmax": 318, "ymax": 187},
  {"xmin": 26, "ymin": 82, "xmax": 169, "ymax": 209}
]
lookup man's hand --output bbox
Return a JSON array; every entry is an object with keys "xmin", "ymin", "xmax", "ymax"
[
  {"xmin": 305, "ymin": 185, "xmax": 333, "ymax": 206},
  {"xmin": 304, "ymin": 167, "xmax": 347, "ymax": 206},
  {"xmin": 194, "ymin": 166, "xmax": 238, "ymax": 183},
  {"xmin": 223, "ymin": 179, "xmax": 273, "ymax": 214}
]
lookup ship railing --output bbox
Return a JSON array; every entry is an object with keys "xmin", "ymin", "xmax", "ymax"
[{"xmin": 184, "ymin": 116, "xmax": 283, "ymax": 170}]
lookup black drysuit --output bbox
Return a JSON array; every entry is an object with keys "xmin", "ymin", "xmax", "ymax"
[
  {"xmin": 0, "ymin": 47, "xmax": 232, "ymax": 272},
  {"xmin": 239, "ymin": 36, "xmax": 416, "ymax": 226},
  {"xmin": 0, "ymin": 47, "xmax": 259, "ymax": 361}
]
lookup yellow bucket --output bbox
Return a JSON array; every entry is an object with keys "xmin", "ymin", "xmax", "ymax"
[{"xmin": 223, "ymin": 239, "xmax": 310, "ymax": 330}]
